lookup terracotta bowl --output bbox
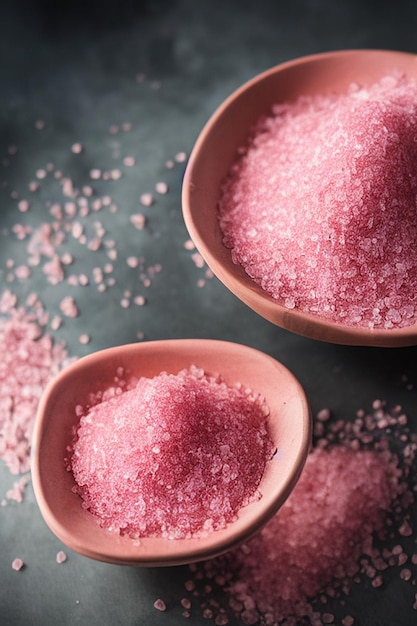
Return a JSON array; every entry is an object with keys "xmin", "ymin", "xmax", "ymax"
[
  {"xmin": 31, "ymin": 339, "xmax": 311, "ymax": 567},
  {"xmin": 182, "ymin": 49, "xmax": 417, "ymax": 347}
]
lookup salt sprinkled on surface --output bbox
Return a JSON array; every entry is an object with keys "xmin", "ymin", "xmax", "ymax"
[
  {"xmin": 68, "ymin": 366, "xmax": 274, "ymax": 539},
  {"xmin": 0, "ymin": 291, "xmax": 69, "ymax": 477},
  {"xmin": 188, "ymin": 400, "xmax": 417, "ymax": 625},
  {"xmin": 219, "ymin": 74, "xmax": 417, "ymax": 329}
]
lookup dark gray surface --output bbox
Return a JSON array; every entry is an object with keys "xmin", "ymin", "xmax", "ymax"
[{"xmin": 1, "ymin": 1, "xmax": 417, "ymax": 624}]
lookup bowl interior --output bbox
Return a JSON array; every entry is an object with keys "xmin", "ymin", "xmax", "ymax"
[
  {"xmin": 31, "ymin": 339, "xmax": 311, "ymax": 566},
  {"xmin": 182, "ymin": 49, "xmax": 417, "ymax": 347}
]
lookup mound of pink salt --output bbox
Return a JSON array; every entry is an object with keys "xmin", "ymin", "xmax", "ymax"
[
  {"xmin": 219, "ymin": 74, "xmax": 417, "ymax": 329},
  {"xmin": 217, "ymin": 446, "xmax": 401, "ymax": 624},
  {"xmin": 68, "ymin": 366, "xmax": 274, "ymax": 539},
  {"xmin": 0, "ymin": 291, "xmax": 69, "ymax": 476},
  {"xmin": 190, "ymin": 401, "xmax": 416, "ymax": 625}
]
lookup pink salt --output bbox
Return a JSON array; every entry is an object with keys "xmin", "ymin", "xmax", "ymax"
[
  {"xmin": 56, "ymin": 550, "xmax": 67, "ymax": 564},
  {"xmin": 12, "ymin": 558, "xmax": 24, "ymax": 571},
  {"xmin": 69, "ymin": 366, "xmax": 274, "ymax": 539},
  {"xmin": 0, "ymin": 293, "xmax": 69, "ymax": 475},
  {"xmin": 219, "ymin": 74, "xmax": 417, "ymax": 329}
]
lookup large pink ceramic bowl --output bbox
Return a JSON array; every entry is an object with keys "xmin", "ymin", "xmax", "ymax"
[
  {"xmin": 182, "ymin": 49, "xmax": 417, "ymax": 347},
  {"xmin": 31, "ymin": 339, "xmax": 311, "ymax": 567}
]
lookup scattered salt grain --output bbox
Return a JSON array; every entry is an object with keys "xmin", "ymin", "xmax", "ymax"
[
  {"xmin": 56, "ymin": 550, "xmax": 67, "ymax": 564},
  {"xmin": 59, "ymin": 296, "xmax": 79, "ymax": 318},
  {"xmin": 89, "ymin": 169, "xmax": 101, "ymax": 180},
  {"xmin": 175, "ymin": 151, "xmax": 187, "ymax": 163},
  {"xmin": 155, "ymin": 181, "xmax": 169, "ymax": 194},
  {"xmin": 0, "ymin": 292, "xmax": 69, "ymax": 476},
  {"xmin": 79, "ymin": 334, "xmax": 90, "ymax": 345},
  {"xmin": 123, "ymin": 156, "xmax": 135, "ymax": 167},
  {"xmin": 130, "ymin": 213, "xmax": 146, "ymax": 230},
  {"xmin": 140, "ymin": 192, "xmax": 154, "ymax": 207},
  {"xmin": 153, "ymin": 599, "xmax": 167, "ymax": 612},
  {"xmin": 219, "ymin": 74, "xmax": 417, "ymax": 329},
  {"xmin": 71, "ymin": 143, "xmax": 83, "ymax": 154},
  {"xmin": 68, "ymin": 366, "xmax": 274, "ymax": 539},
  {"xmin": 17, "ymin": 199, "xmax": 30, "ymax": 213},
  {"xmin": 12, "ymin": 558, "xmax": 24, "ymax": 571}
]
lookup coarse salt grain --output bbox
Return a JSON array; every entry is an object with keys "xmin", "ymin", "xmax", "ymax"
[
  {"xmin": 68, "ymin": 366, "xmax": 274, "ymax": 539},
  {"xmin": 153, "ymin": 598, "xmax": 167, "ymax": 612},
  {"xmin": 12, "ymin": 558, "xmax": 24, "ymax": 571},
  {"xmin": 56, "ymin": 550, "xmax": 67, "ymax": 564},
  {"xmin": 219, "ymin": 74, "xmax": 417, "ymax": 329}
]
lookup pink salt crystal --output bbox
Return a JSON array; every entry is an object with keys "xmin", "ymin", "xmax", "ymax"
[
  {"xmin": 69, "ymin": 366, "xmax": 273, "ymax": 539},
  {"xmin": 175, "ymin": 151, "xmax": 187, "ymax": 163},
  {"xmin": 155, "ymin": 181, "xmax": 169, "ymax": 194},
  {"xmin": 35, "ymin": 119, "xmax": 45, "ymax": 130},
  {"xmin": 153, "ymin": 599, "xmax": 167, "ymax": 612},
  {"xmin": 28, "ymin": 181, "xmax": 39, "ymax": 192},
  {"xmin": 109, "ymin": 124, "xmax": 119, "ymax": 135},
  {"xmin": 342, "ymin": 617, "xmax": 355, "ymax": 626},
  {"xmin": 130, "ymin": 213, "xmax": 146, "ymax": 230},
  {"xmin": 17, "ymin": 199, "xmax": 30, "ymax": 213},
  {"xmin": 123, "ymin": 156, "xmax": 135, "ymax": 167},
  {"xmin": 36, "ymin": 168, "xmax": 47, "ymax": 180},
  {"xmin": 50, "ymin": 315, "xmax": 62, "ymax": 331},
  {"xmin": 110, "ymin": 169, "xmax": 122, "ymax": 180},
  {"xmin": 0, "ymin": 299, "xmax": 69, "ymax": 475},
  {"xmin": 71, "ymin": 143, "xmax": 83, "ymax": 154},
  {"xmin": 165, "ymin": 159, "xmax": 175, "ymax": 169},
  {"xmin": 202, "ymin": 444, "xmax": 402, "ymax": 623},
  {"xmin": 82, "ymin": 185, "xmax": 94, "ymax": 197},
  {"xmin": 134, "ymin": 295, "xmax": 146, "ymax": 306},
  {"xmin": 12, "ymin": 558, "xmax": 24, "ymax": 571},
  {"xmin": 126, "ymin": 256, "xmax": 139, "ymax": 268},
  {"xmin": 140, "ymin": 192, "xmax": 154, "ymax": 207},
  {"xmin": 6, "ymin": 475, "xmax": 31, "ymax": 503},
  {"xmin": 59, "ymin": 296, "xmax": 79, "ymax": 318},
  {"xmin": 62, "ymin": 178, "xmax": 75, "ymax": 198},
  {"xmin": 89, "ymin": 169, "xmax": 101, "ymax": 180},
  {"xmin": 219, "ymin": 75, "xmax": 417, "ymax": 329},
  {"xmin": 56, "ymin": 550, "xmax": 67, "ymax": 564},
  {"xmin": 79, "ymin": 334, "xmax": 90, "ymax": 345},
  {"xmin": 191, "ymin": 252, "xmax": 205, "ymax": 269},
  {"xmin": 15, "ymin": 265, "xmax": 31, "ymax": 280},
  {"xmin": 184, "ymin": 239, "xmax": 195, "ymax": 250},
  {"xmin": 122, "ymin": 122, "xmax": 132, "ymax": 132}
]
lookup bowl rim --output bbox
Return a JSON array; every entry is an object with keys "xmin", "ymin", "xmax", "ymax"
[
  {"xmin": 182, "ymin": 49, "xmax": 417, "ymax": 347},
  {"xmin": 31, "ymin": 338, "xmax": 312, "ymax": 566}
]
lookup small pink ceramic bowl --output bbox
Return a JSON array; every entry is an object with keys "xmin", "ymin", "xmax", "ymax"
[
  {"xmin": 182, "ymin": 49, "xmax": 417, "ymax": 347},
  {"xmin": 31, "ymin": 339, "xmax": 311, "ymax": 567}
]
